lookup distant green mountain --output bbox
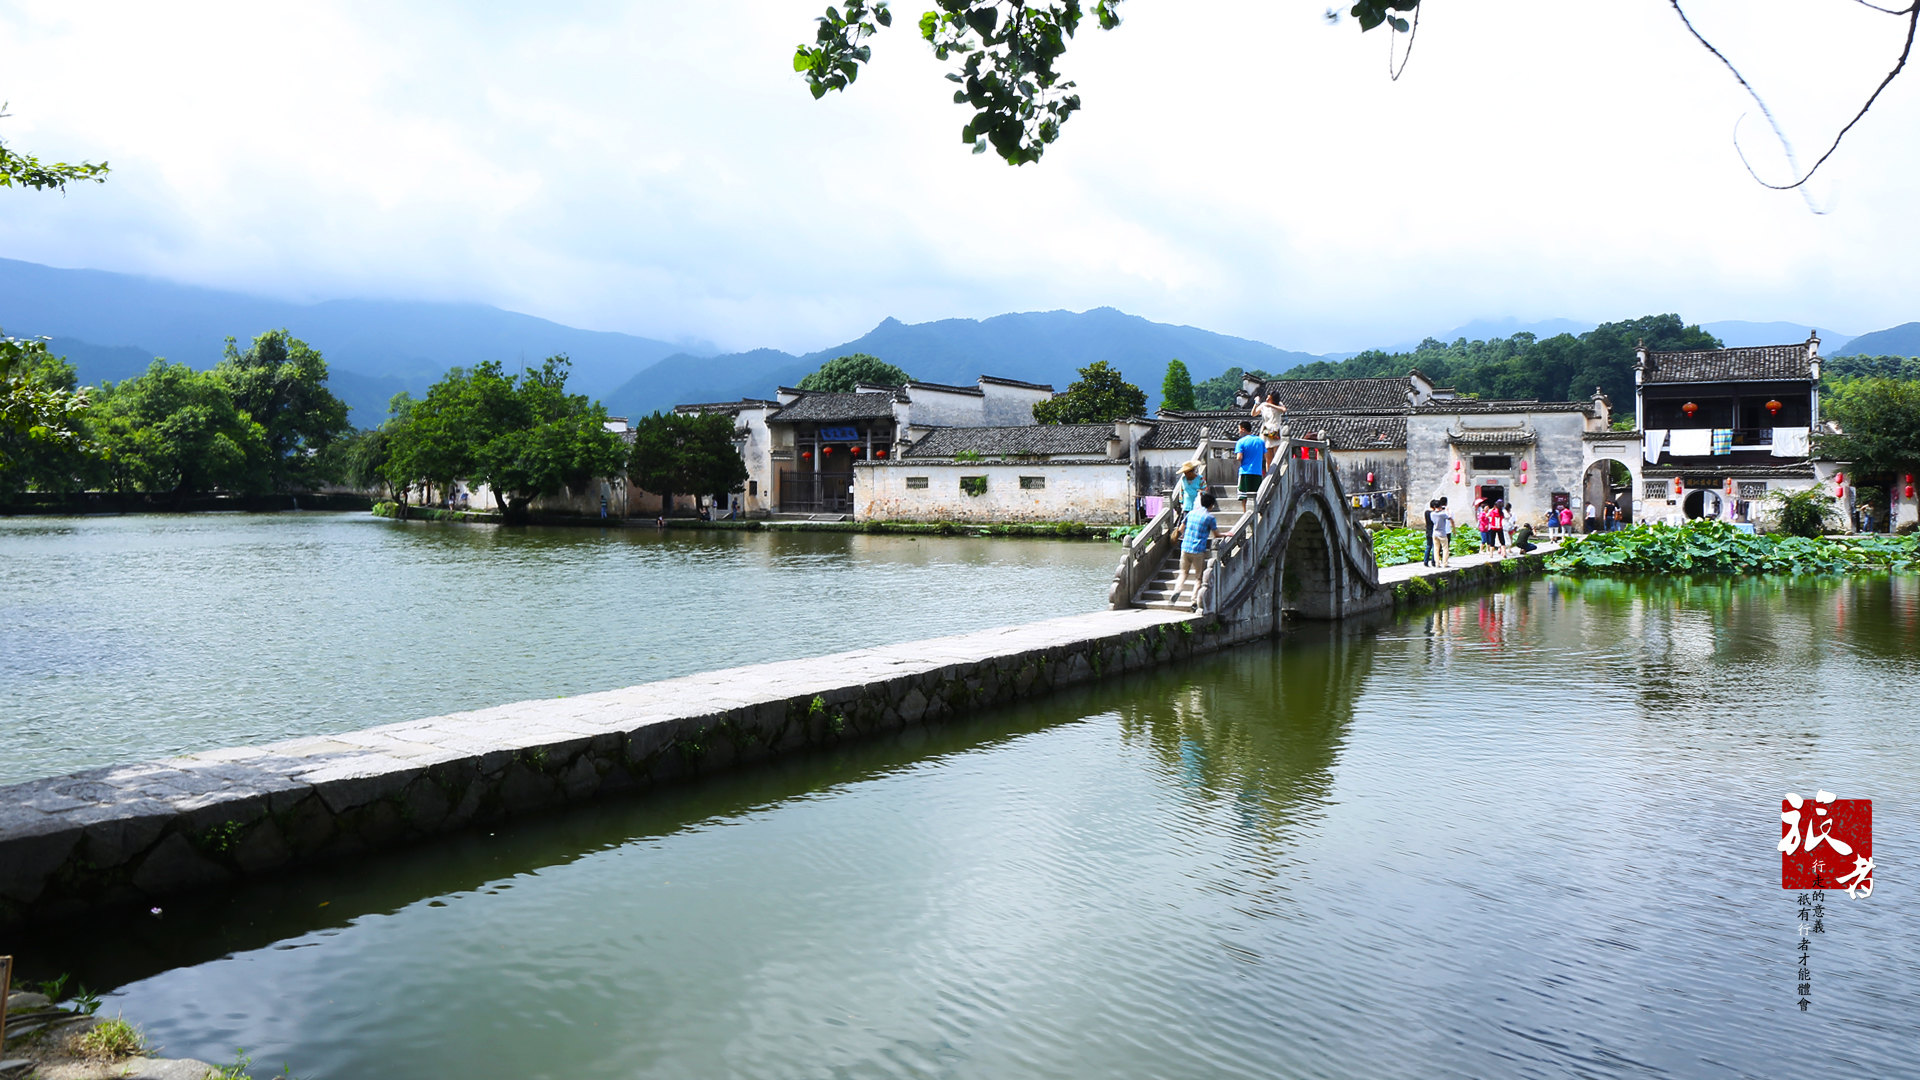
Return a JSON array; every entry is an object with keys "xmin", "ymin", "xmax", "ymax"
[
  {"xmin": 605, "ymin": 308, "xmax": 1325, "ymax": 418},
  {"xmin": 0, "ymin": 258, "xmax": 709, "ymax": 423},
  {"xmin": 1832, "ymin": 322, "xmax": 1920, "ymax": 357}
]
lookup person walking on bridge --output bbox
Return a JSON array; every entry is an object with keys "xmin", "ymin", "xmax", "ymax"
[
  {"xmin": 1173, "ymin": 489, "xmax": 1221, "ymax": 609},
  {"xmin": 1234, "ymin": 420, "xmax": 1265, "ymax": 513},
  {"xmin": 1431, "ymin": 496, "xmax": 1455, "ymax": 568},
  {"xmin": 1251, "ymin": 390, "xmax": 1289, "ymax": 472},
  {"xmin": 1173, "ymin": 459, "xmax": 1205, "ymax": 527},
  {"xmin": 1423, "ymin": 499, "xmax": 1438, "ymax": 566}
]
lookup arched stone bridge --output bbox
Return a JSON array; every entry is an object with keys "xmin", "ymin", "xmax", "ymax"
[{"xmin": 1110, "ymin": 436, "xmax": 1389, "ymax": 630}]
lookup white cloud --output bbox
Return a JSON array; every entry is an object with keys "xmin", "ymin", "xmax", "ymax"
[{"xmin": 2, "ymin": 0, "xmax": 1916, "ymax": 354}]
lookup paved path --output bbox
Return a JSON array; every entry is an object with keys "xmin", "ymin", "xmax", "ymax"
[{"xmin": 1374, "ymin": 539, "xmax": 1563, "ymax": 585}]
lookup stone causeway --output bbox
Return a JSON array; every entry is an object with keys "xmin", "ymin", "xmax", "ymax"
[{"xmin": 1, "ymin": 607, "xmax": 1230, "ymax": 926}]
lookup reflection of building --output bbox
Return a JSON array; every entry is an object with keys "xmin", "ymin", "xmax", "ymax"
[{"xmin": 1630, "ymin": 334, "xmax": 1844, "ymax": 526}]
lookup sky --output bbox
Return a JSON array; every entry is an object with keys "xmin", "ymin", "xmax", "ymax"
[{"xmin": 2, "ymin": 0, "xmax": 1917, "ymax": 355}]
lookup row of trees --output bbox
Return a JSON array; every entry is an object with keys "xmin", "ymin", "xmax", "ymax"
[
  {"xmin": 1, "ymin": 329, "xmax": 350, "ymax": 496},
  {"xmin": 335, "ymin": 357, "xmax": 747, "ymax": 522}
]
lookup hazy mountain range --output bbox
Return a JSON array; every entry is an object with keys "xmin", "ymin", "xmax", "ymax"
[{"xmin": 1, "ymin": 257, "xmax": 1906, "ymax": 425}]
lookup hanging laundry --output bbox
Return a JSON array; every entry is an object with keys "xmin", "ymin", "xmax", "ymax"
[
  {"xmin": 1643, "ymin": 429, "xmax": 1668, "ymax": 464},
  {"xmin": 1711, "ymin": 429, "xmax": 1733, "ymax": 456},
  {"xmin": 1771, "ymin": 427, "xmax": 1811, "ymax": 457},
  {"xmin": 1669, "ymin": 429, "xmax": 1713, "ymax": 457}
]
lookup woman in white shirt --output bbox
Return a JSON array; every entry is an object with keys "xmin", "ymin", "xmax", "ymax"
[{"xmin": 1250, "ymin": 391, "xmax": 1288, "ymax": 471}]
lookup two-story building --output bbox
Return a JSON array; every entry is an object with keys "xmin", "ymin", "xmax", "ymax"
[{"xmin": 1633, "ymin": 334, "xmax": 1845, "ymax": 527}]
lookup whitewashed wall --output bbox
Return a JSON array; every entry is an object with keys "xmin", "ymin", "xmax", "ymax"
[{"xmin": 855, "ymin": 462, "xmax": 1133, "ymax": 523}]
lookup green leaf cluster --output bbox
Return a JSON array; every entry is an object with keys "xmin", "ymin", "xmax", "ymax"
[
  {"xmin": 1191, "ymin": 366, "xmax": 1267, "ymax": 411},
  {"xmin": 627, "ymin": 410, "xmax": 749, "ymax": 512},
  {"xmin": 1160, "ymin": 358, "xmax": 1196, "ymax": 411},
  {"xmin": 1369, "ymin": 526, "xmax": 1479, "ymax": 567},
  {"xmin": 1032, "ymin": 359, "xmax": 1145, "ymax": 424},
  {"xmin": 1, "ymin": 332, "xmax": 93, "ymax": 476},
  {"xmin": 1820, "ymin": 376, "xmax": 1920, "ymax": 478},
  {"xmin": 383, "ymin": 356, "xmax": 629, "ymax": 520},
  {"xmin": 794, "ymin": 2, "xmax": 1414, "ymax": 165},
  {"xmin": 0, "ymin": 104, "xmax": 110, "ymax": 192},
  {"xmin": 1544, "ymin": 520, "xmax": 1920, "ymax": 575},
  {"xmin": 1279, "ymin": 314, "xmax": 1719, "ymax": 414},
  {"xmin": 796, "ymin": 353, "xmax": 910, "ymax": 392},
  {"xmin": 4, "ymin": 329, "xmax": 352, "ymax": 497}
]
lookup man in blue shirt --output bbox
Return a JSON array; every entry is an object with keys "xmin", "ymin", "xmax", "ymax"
[
  {"xmin": 1172, "ymin": 490, "xmax": 1220, "ymax": 608},
  {"xmin": 1234, "ymin": 420, "xmax": 1265, "ymax": 512}
]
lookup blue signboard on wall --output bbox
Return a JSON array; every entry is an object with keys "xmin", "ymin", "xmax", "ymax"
[{"xmin": 819, "ymin": 426, "xmax": 860, "ymax": 441}]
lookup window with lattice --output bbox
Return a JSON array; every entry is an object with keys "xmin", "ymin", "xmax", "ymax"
[
  {"xmin": 905, "ymin": 476, "xmax": 929, "ymax": 489},
  {"xmin": 1019, "ymin": 476, "xmax": 1045, "ymax": 490},
  {"xmin": 960, "ymin": 476, "xmax": 987, "ymax": 496}
]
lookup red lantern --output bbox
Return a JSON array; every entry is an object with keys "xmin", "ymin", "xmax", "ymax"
[
  {"xmin": 1366, "ymin": 471, "xmax": 1375, "ymax": 485},
  {"xmin": 1682, "ymin": 401, "xmax": 1699, "ymax": 418},
  {"xmin": 1766, "ymin": 399, "xmax": 1783, "ymax": 416},
  {"xmin": 876, "ymin": 449, "xmax": 887, "ymax": 459},
  {"xmin": 1724, "ymin": 477, "xmax": 1734, "ymax": 495},
  {"xmin": 822, "ymin": 446, "xmax": 832, "ymax": 455},
  {"xmin": 801, "ymin": 451, "xmax": 812, "ymax": 460},
  {"xmin": 1906, "ymin": 474, "xmax": 1915, "ymax": 500},
  {"xmin": 1673, "ymin": 477, "xmax": 1684, "ymax": 495}
]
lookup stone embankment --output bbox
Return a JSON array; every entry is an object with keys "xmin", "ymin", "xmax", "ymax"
[{"xmin": 1, "ymin": 609, "xmax": 1239, "ymax": 926}]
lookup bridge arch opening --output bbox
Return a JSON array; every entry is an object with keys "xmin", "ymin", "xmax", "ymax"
[{"xmin": 1278, "ymin": 504, "xmax": 1342, "ymax": 620}]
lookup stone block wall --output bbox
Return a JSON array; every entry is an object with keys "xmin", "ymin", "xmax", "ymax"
[{"xmin": 856, "ymin": 462, "xmax": 1133, "ymax": 524}]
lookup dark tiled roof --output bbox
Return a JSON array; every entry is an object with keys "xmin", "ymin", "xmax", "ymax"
[
  {"xmin": 1584, "ymin": 430, "xmax": 1640, "ymax": 440},
  {"xmin": 904, "ymin": 424, "xmax": 1112, "ymax": 458},
  {"xmin": 769, "ymin": 392, "xmax": 898, "ymax": 422},
  {"xmin": 979, "ymin": 375, "xmax": 1055, "ymax": 392},
  {"xmin": 675, "ymin": 398, "xmax": 778, "ymax": 414},
  {"xmin": 1414, "ymin": 399, "xmax": 1594, "ymax": 414},
  {"xmin": 1447, "ymin": 429, "xmax": 1537, "ymax": 447},
  {"xmin": 903, "ymin": 380, "xmax": 984, "ymax": 397},
  {"xmin": 1294, "ymin": 414, "xmax": 1408, "ymax": 452},
  {"xmin": 1641, "ymin": 344, "xmax": 1813, "ymax": 384},
  {"xmin": 1141, "ymin": 411, "xmax": 1407, "ymax": 452},
  {"xmin": 1138, "ymin": 411, "xmax": 1249, "ymax": 450},
  {"xmin": 1258, "ymin": 376, "xmax": 1412, "ymax": 411}
]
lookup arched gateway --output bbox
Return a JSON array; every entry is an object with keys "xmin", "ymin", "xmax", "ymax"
[{"xmin": 1110, "ymin": 437, "xmax": 1389, "ymax": 630}]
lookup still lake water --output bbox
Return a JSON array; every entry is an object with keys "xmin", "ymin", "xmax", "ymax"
[
  {"xmin": 8, "ymin": 515, "xmax": 1920, "ymax": 1078},
  {"xmin": 0, "ymin": 513, "xmax": 1119, "ymax": 785}
]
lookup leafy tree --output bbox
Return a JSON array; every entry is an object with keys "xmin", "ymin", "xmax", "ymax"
[
  {"xmin": 1191, "ymin": 366, "xmax": 1266, "ymax": 411},
  {"xmin": 628, "ymin": 411, "xmax": 749, "ymax": 514},
  {"xmin": 91, "ymin": 361, "xmax": 266, "ymax": 494},
  {"xmin": 1276, "ymin": 314, "xmax": 1720, "ymax": 409},
  {"xmin": 797, "ymin": 353, "xmax": 911, "ymax": 392},
  {"xmin": 1823, "ymin": 354, "xmax": 1920, "ymax": 384},
  {"xmin": 1, "ymin": 332, "xmax": 94, "ymax": 477},
  {"xmin": 385, "ymin": 357, "xmax": 627, "ymax": 521},
  {"xmin": 214, "ymin": 329, "xmax": 350, "ymax": 492},
  {"xmin": 0, "ymin": 104, "xmax": 109, "ymax": 192},
  {"xmin": 1032, "ymin": 360, "xmax": 1145, "ymax": 424},
  {"xmin": 795, "ymin": 1, "xmax": 1415, "ymax": 164},
  {"xmin": 1821, "ymin": 377, "xmax": 1920, "ymax": 478},
  {"xmin": 1160, "ymin": 358, "xmax": 1195, "ymax": 411}
]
